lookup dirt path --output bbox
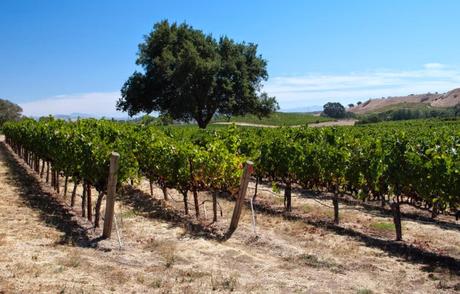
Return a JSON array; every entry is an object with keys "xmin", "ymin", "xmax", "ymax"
[{"xmin": 0, "ymin": 138, "xmax": 458, "ymax": 293}]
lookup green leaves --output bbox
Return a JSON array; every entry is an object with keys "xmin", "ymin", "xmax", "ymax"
[
  {"xmin": 117, "ymin": 20, "xmax": 277, "ymax": 128},
  {"xmin": 3, "ymin": 117, "xmax": 460, "ymax": 214}
]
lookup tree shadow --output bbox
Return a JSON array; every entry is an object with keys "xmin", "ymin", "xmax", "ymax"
[
  {"xmin": 262, "ymin": 180, "xmax": 460, "ymax": 232},
  {"xmin": 294, "ymin": 188, "xmax": 460, "ymax": 232},
  {"xmin": 0, "ymin": 142, "xmax": 98, "ymax": 248},
  {"xmin": 251, "ymin": 199, "xmax": 460, "ymax": 275},
  {"xmin": 118, "ymin": 185, "xmax": 227, "ymax": 241}
]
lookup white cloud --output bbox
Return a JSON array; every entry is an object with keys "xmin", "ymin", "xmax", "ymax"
[
  {"xmin": 265, "ymin": 64, "xmax": 460, "ymax": 110},
  {"xmin": 423, "ymin": 63, "xmax": 446, "ymax": 70},
  {"xmin": 20, "ymin": 92, "xmax": 127, "ymax": 118}
]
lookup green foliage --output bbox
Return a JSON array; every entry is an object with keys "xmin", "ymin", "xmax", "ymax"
[
  {"xmin": 357, "ymin": 104, "xmax": 457, "ymax": 124},
  {"xmin": 212, "ymin": 112, "xmax": 332, "ymax": 126},
  {"xmin": 322, "ymin": 102, "xmax": 346, "ymax": 118},
  {"xmin": 0, "ymin": 98, "xmax": 22, "ymax": 127},
  {"xmin": 117, "ymin": 20, "xmax": 278, "ymax": 128},
  {"xmin": 370, "ymin": 222, "xmax": 395, "ymax": 231},
  {"xmin": 238, "ymin": 120, "xmax": 460, "ymax": 212},
  {"xmin": 3, "ymin": 117, "xmax": 460, "ymax": 216},
  {"xmin": 3, "ymin": 118, "xmax": 244, "ymax": 196}
]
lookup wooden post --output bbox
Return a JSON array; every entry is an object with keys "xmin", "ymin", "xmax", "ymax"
[
  {"xmin": 103, "ymin": 152, "xmax": 120, "ymax": 239},
  {"xmin": 284, "ymin": 182, "xmax": 292, "ymax": 212},
  {"xmin": 212, "ymin": 192, "xmax": 218, "ymax": 222},
  {"xmin": 182, "ymin": 191, "xmax": 189, "ymax": 215},
  {"xmin": 192, "ymin": 187, "xmax": 200, "ymax": 218},
  {"xmin": 333, "ymin": 196, "xmax": 339, "ymax": 225},
  {"xmin": 227, "ymin": 161, "xmax": 253, "ymax": 237},
  {"xmin": 391, "ymin": 202, "xmax": 402, "ymax": 241},
  {"xmin": 149, "ymin": 179, "xmax": 153, "ymax": 196}
]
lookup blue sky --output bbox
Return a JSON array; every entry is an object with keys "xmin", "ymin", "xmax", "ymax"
[{"xmin": 1, "ymin": 0, "xmax": 460, "ymax": 117}]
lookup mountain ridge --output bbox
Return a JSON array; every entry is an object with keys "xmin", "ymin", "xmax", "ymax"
[{"xmin": 348, "ymin": 88, "xmax": 460, "ymax": 114}]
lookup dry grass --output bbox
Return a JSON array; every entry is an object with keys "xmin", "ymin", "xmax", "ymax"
[
  {"xmin": 57, "ymin": 251, "xmax": 84, "ymax": 268},
  {"xmin": 0, "ymin": 233, "xmax": 6, "ymax": 247},
  {"xmin": 283, "ymin": 253, "xmax": 344, "ymax": 273},
  {"xmin": 210, "ymin": 272, "xmax": 240, "ymax": 292}
]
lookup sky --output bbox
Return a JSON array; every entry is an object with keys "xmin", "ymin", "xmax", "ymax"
[{"xmin": 1, "ymin": 0, "xmax": 460, "ymax": 117}]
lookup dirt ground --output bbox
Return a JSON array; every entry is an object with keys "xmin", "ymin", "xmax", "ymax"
[{"xmin": 0, "ymin": 137, "xmax": 459, "ymax": 293}]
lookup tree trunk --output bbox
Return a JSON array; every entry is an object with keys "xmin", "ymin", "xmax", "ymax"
[
  {"xmin": 63, "ymin": 176, "xmax": 68, "ymax": 199},
  {"xmin": 182, "ymin": 190, "xmax": 189, "ymax": 215},
  {"xmin": 162, "ymin": 186, "xmax": 168, "ymax": 200},
  {"xmin": 81, "ymin": 183, "xmax": 87, "ymax": 217},
  {"xmin": 284, "ymin": 182, "xmax": 292, "ymax": 212},
  {"xmin": 33, "ymin": 155, "xmax": 36, "ymax": 171},
  {"xmin": 87, "ymin": 183, "xmax": 92, "ymax": 222},
  {"xmin": 46, "ymin": 162, "xmax": 50, "ymax": 183},
  {"xmin": 149, "ymin": 179, "xmax": 154, "ymax": 196},
  {"xmin": 333, "ymin": 195, "xmax": 339, "ymax": 225},
  {"xmin": 391, "ymin": 202, "xmax": 402, "ymax": 241},
  {"xmin": 40, "ymin": 159, "xmax": 45, "ymax": 178},
  {"xmin": 35, "ymin": 155, "xmax": 40, "ymax": 173},
  {"xmin": 212, "ymin": 192, "xmax": 218, "ymax": 222},
  {"xmin": 50, "ymin": 165, "xmax": 54, "ymax": 187},
  {"xmin": 71, "ymin": 181, "xmax": 78, "ymax": 207},
  {"xmin": 55, "ymin": 171, "xmax": 60, "ymax": 194},
  {"xmin": 94, "ymin": 192, "xmax": 105, "ymax": 228},
  {"xmin": 197, "ymin": 119, "xmax": 207, "ymax": 129},
  {"xmin": 431, "ymin": 202, "xmax": 438, "ymax": 219},
  {"xmin": 192, "ymin": 186, "xmax": 200, "ymax": 218}
]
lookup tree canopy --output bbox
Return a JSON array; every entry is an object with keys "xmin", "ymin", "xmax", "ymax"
[
  {"xmin": 322, "ymin": 102, "xmax": 346, "ymax": 118},
  {"xmin": 117, "ymin": 20, "xmax": 278, "ymax": 128},
  {"xmin": 0, "ymin": 99, "xmax": 22, "ymax": 127}
]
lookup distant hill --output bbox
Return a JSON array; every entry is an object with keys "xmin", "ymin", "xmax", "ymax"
[
  {"xmin": 54, "ymin": 113, "xmax": 95, "ymax": 120},
  {"xmin": 349, "ymin": 88, "xmax": 460, "ymax": 114},
  {"xmin": 30, "ymin": 113, "xmax": 133, "ymax": 120}
]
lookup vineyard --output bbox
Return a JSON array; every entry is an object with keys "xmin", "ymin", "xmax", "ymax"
[
  {"xmin": 3, "ymin": 118, "xmax": 460, "ymax": 240},
  {"xmin": 1, "ymin": 117, "xmax": 460, "ymax": 291}
]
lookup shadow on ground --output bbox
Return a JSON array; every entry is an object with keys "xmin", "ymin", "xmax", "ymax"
[
  {"xmin": 266, "ymin": 180, "xmax": 460, "ymax": 232},
  {"xmin": 250, "ymin": 198, "xmax": 460, "ymax": 275},
  {"xmin": 0, "ymin": 142, "xmax": 98, "ymax": 247},
  {"xmin": 118, "ymin": 185, "xmax": 228, "ymax": 241}
]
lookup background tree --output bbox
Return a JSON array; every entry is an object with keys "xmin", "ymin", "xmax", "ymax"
[
  {"xmin": 455, "ymin": 103, "xmax": 460, "ymax": 117},
  {"xmin": 322, "ymin": 102, "xmax": 346, "ymax": 118},
  {"xmin": 0, "ymin": 99, "xmax": 22, "ymax": 127},
  {"xmin": 356, "ymin": 101, "xmax": 362, "ymax": 106},
  {"xmin": 348, "ymin": 103, "xmax": 354, "ymax": 108},
  {"xmin": 117, "ymin": 20, "xmax": 278, "ymax": 128}
]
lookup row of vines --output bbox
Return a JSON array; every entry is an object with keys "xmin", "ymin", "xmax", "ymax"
[
  {"xmin": 3, "ymin": 118, "xmax": 244, "ymax": 227},
  {"xmin": 3, "ymin": 117, "xmax": 460, "ymax": 240}
]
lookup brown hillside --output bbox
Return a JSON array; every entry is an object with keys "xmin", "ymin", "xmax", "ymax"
[
  {"xmin": 431, "ymin": 88, "xmax": 460, "ymax": 107},
  {"xmin": 348, "ymin": 88, "xmax": 460, "ymax": 114}
]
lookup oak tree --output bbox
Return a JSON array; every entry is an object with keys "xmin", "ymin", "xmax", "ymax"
[{"xmin": 117, "ymin": 21, "xmax": 278, "ymax": 128}]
